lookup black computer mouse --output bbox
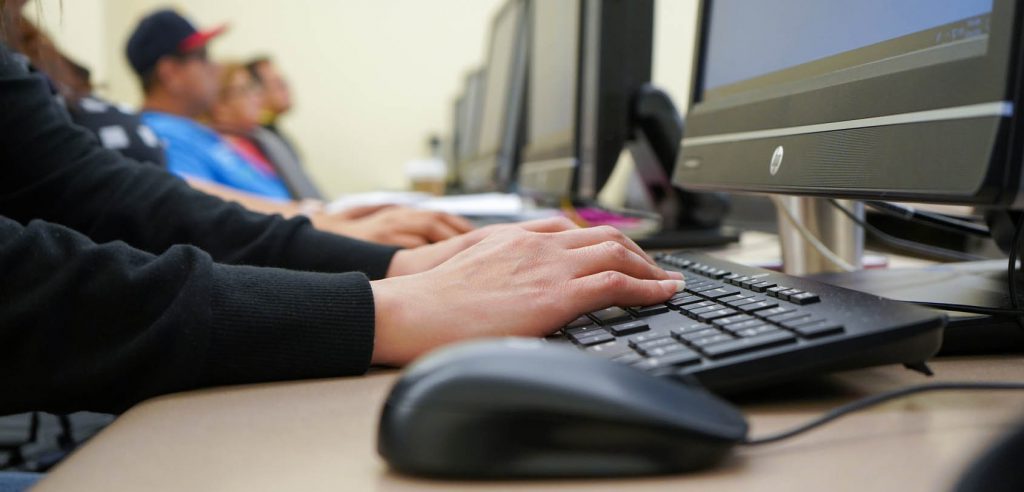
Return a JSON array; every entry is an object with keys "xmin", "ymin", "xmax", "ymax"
[{"xmin": 377, "ymin": 338, "xmax": 749, "ymax": 479}]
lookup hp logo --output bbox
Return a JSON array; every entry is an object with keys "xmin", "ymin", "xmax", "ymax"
[{"xmin": 769, "ymin": 146, "xmax": 784, "ymax": 175}]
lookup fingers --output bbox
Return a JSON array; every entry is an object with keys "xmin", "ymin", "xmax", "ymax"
[
  {"xmin": 439, "ymin": 213, "xmax": 476, "ymax": 234},
  {"xmin": 570, "ymin": 241, "xmax": 673, "ymax": 281},
  {"xmin": 551, "ymin": 225, "xmax": 657, "ymax": 266},
  {"xmin": 387, "ymin": 233, "xmax": 429, "ymax": 248},
  {"xmin": 336, "ymin": 204, "xmax": 395, "ymax": 220},
  {"xmin": 513, "ymin": 216, "xmax": 579, "ymax": 233},
  {"xmin": 570, "ymin": 271, "xmax": 684, "ymax": 314}
]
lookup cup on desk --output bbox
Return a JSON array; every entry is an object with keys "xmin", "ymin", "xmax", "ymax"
[{"xmin": 406, "ymin": 158, "xmax": 447, "ymax": 196}]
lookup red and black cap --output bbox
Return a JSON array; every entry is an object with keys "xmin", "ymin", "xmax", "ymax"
[{"xmin": 125, "ymin": 9, "xmax": 226, "ymax": 77}]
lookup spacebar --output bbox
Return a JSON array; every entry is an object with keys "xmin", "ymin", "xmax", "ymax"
[{"xmin": 702, "ymin": 331, "xmax": 796, "ymax": 359}]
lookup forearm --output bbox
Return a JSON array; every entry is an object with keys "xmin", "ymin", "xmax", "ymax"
[{"xmin": 0, "ymin": 217, "xmax": 376, "ymax": 414}]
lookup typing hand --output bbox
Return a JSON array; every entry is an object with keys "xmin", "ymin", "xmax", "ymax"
[
  {"xmin": 386, "ymin": 216, "xmax": 581, "ymax": 276},
  {"xmin": 314, "ymin": 207, "xmax": 475, "ymax": 247},
  {"xmin": 369, "ymin": 224, "xmax": 685, "ymax": 366}
]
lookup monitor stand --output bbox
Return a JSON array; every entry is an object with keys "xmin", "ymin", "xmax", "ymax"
[
  {"xmin": 775, "ymin": 197, "xmax": 1024, "ymax": 354},
  {"xmin": 627, "ymin": 85, "xmax": 739, "ymax": 250},
  {"xmin": 775, "ymin": 196, "xmax": 864, "ymax": 275}
]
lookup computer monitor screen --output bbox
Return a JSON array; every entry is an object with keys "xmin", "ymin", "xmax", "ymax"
[
  {"xmin": 519, "ymin": 0, "xmax": 653, "ymax": 200},
  {"xmin": 675, "ymin": 0, "xmax": 1022, "ymax": 207},
  {"xmin": 461, "ymin": 0, "xmax": 528, "ymax": 192},
  {"xmin": 518, "ymin": 0, "xmax": 581, "ymax": 198}
]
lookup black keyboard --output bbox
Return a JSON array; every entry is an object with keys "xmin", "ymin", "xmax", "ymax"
[{"xmin": 556, "ymin": 251, "xmax": 947, "ymax": 391}]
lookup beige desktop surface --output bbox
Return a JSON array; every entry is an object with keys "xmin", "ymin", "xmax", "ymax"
[
  {"xmin": 35, "ymin": 233, "xmax": 1022, "ymax": 491},
  {"xmin": 35, "ymin": 357, "xmax": 1024, "ymax": 492}
]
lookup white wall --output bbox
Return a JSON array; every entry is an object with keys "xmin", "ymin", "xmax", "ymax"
[{"xmin": 25, "ymin": 0, "xmax": 698, "ymax": 198}]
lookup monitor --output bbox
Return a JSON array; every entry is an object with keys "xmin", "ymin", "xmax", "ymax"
[
  {"xmin": 674, "ymin": 0, "xmax": 1021, "ymax": 208},
  {"xmin": 460, "ymin": 0, "xmax": 529, "ymax": 193},
  {"xmin": 453, "ymin": 68, "xmax": 485, "ymax": 169},
  {"xmin": 518, "ymin": 0, "xmax": 654, "ymax": 200}
]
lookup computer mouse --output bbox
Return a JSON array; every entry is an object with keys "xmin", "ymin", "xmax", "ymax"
[{"xmin": 377, "ymin": 338, "xmax": 749, "ymax": 478}]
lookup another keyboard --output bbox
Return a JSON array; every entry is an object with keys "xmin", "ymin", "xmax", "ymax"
[{"xmin": 556, "ymin": 251, "xmax": 947, "ymax": 391}]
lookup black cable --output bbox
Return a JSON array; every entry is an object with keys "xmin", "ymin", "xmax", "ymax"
[
  {"xmin": 1009, "ymin": 213, "xmax": 1024, "ymax": 330},
  {"xmin": 828, "ymin": 200, "xmax": 986, "ymax": 262},
  {"xmin": 743, "ymin": 382, "xmax": 1024, "ymax": 446},
  {"xmin": 865, "ymin": 201, "xmax": 991, "ymax": 237},
  {"xmin": 908, "ymin": 301, "xmax": 1024, "ymax": 317}
]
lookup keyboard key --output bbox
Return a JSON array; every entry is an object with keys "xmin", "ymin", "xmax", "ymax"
[
  {"xmin": 779, "ymin": 289, "xmax": 804, "ymax": 301},
  {"xmin": 721, "ymin": 319, "xmax": 768, "ymax": 333},
  {"xmin": 707, "ymin": 269, "xmax": 730, "ymax": 279},
  {"xmin": 712, "ymin": 314, "xmax": 755, "ymax": 326},
  {"xmin": 627, "ymin": 332, "xmax": 672, "ymax": 344},
  {"xmin": 611, "ymin": 352, "xmax": 643, "ymax": 365},
  {"xmin": 766, "ymin": 286, "xmax": 790, "ymax": 297},
  {"xmin": 691, "ymin": 333, "xmax": 734, "ymax": 347},
  {"xmin": 733, "ymin": 324, "xmax": 777, "ymax": 338},
  {"xmin": 633, "ymin": 337, "xmax": 679, "ymax": 353},
  {"xmin": 766, "ymin": 311, "xmax": 811, "ymax": 324},
  {"xmin": 688, "ymin": 283, "xmax": 724, "ymax": 294},
  {"xmin": 756, "ymin": 306, "xmax": 796, "ymax": 318},
  {"xmin": 669, "ymin": 293, "xmax": 703, "ymax": 303},
  {"xmin": 739, "ymin": 300, "xmax": 779, "ymax": 313},
  {"xmin": 749, "ymin": 281, "xmax": 777, "ymax": 292},
  {"xmin": 573, "ymin": 331, "xmax": 614, "ymax": 346},
  {"xmin": 702, "ymin": 330, "xmax": 796, "ymax": 358},
  {"xmin": 589, "ymin": 307, "xmax": 632, "ymax": 324},
  {"xmin": 722, "ymin": 273, "xmax": 743, "ymax": 284},
  {"xmin": 681, "ymin": 303, "xmax": 718, "ymax": 316},
  {"xmin": 780, "ymin": 317, "xmax": 825, "ymax": 330},
  {"xmin": 608, "ymin": 320, "xmax": 650, "ymax": 336},
  {"xmin": 564, "ymin": 324, "xmax": 606, "ymax": 338},
  {"xmin": 791, "ymin": 292, "xmax": 821, "ymax": 305},
  {"xmin": 701, "ymin": 288, "xmax": 741, "ymax": 299},
  {"xmin": 587, "ymin": 341, "xmax": 634, "ymax": 358},
  {"xmin": 696, "ymin": 308, "xmax": 739, "ymax": 322},
  {"xmin": 670, "ymin": 322, "xmax": 713, "ymax": 338},
  {"xmin": 631, "ymin": 305, "xmax": 670, "ymax": 317},
  {"xmin": 731, "ymin": 276, "xmax": 756, "ymax": 286},
  {"xmin": 669, "ymin": 297, "xmax": 708, "ymax": 310},
  {"xmin": 791, "ymin": 321, "xmax": 844, "ymax": 338},
  {"xmin": 633, "ymin": 350, "xmax": 701, "ymax": 370},
  {"xmin": 719, "ymin": 294, "xmax": 752, "ymax": 304},
  {"xmin": 676, "ymin": 327, "xmax": 722, "ymax": 342},
  {"xmin": 566, "ymin": 316, "xmax": 594, "ymax": 329},
  {"xmin": 646, "ymin": 343, "xmax": 692, "ymax": 358}
]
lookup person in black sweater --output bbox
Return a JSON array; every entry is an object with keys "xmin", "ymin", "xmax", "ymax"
[{"xmin": 0, "ymin": 41, "xmax": 684, "ymax": 416}]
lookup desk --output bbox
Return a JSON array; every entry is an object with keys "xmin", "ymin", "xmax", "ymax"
[{"xmin": 35, "ymin": 234, "xmax": 1024, "ymax": 491}]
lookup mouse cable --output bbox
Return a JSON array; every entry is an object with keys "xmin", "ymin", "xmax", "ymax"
[
  {"xmin": 742, "ymin": 382, "xmax": 1024, "ymax": 446},
  {"xmin": 828, "ymin": 200, "xmax": 987, "ymax": 262},
  {"xmin": 864, "ymin": 201, "xmax": 991, "ymax": 238}
]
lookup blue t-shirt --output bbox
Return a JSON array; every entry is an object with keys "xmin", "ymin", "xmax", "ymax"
[{"xmin": 142, "ymin": 111, "xmax": 291, "ymax": 200}]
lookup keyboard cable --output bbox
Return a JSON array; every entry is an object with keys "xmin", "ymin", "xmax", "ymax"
[{"xmin": 743, "ymin": 382, "xmax": 1024, "ymax": 446}]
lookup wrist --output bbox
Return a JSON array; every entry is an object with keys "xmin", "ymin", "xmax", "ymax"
[{"xmin": 369, "ymin": 277, "xmax": 411, "ymax": 366}]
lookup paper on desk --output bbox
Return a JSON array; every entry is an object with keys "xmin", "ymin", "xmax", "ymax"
[{"xmin": 325, "ymin": 192, "xmax": 530, "ymax": 217}]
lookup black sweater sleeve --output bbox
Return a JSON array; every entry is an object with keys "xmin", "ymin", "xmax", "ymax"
[
  {"xmin": 0, "ymin": 43, "xmax": 398, "ymax": 279},
  {"xmin": 0, "ymin": 217, "xmax": 376, "ymax": 414},
  {"xmin": 0, "ymin": 43, "xmax": 389, "ymax": 414}
]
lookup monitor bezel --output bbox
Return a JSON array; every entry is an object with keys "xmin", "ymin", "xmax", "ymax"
[{"xmin": 674, "ymin": 0, "xmax": 1024, "ymax": 207}]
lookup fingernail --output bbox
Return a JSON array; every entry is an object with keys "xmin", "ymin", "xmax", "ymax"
[
  {"xmin": 660, "ymin": 279, "xmax": 686, "ymax": 292},
  {"xmin": 667, "ymin": 271, "xmax": 684, "ymax": 280}
]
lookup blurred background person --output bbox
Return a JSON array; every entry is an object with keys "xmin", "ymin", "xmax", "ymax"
[{"xmin": 246, "ymin": 55, "xmax": 323, "ymax": 200}]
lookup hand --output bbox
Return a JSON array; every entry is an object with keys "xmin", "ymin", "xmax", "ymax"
[
  {"xmin": 385, "ymin": 216, "xmax": 583, "ymax": 277},
  {"xmin": 312, "ymin": 207, "xmax": 475, "ymax": 247},
  {"xmin": 369, "ymin": 224, "xmax": 685, "ymax": 366}
]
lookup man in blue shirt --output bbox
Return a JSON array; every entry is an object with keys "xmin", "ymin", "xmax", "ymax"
[{"xmin": 126, "ymin": 10, "xmax": 291, "ymax": 201}]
